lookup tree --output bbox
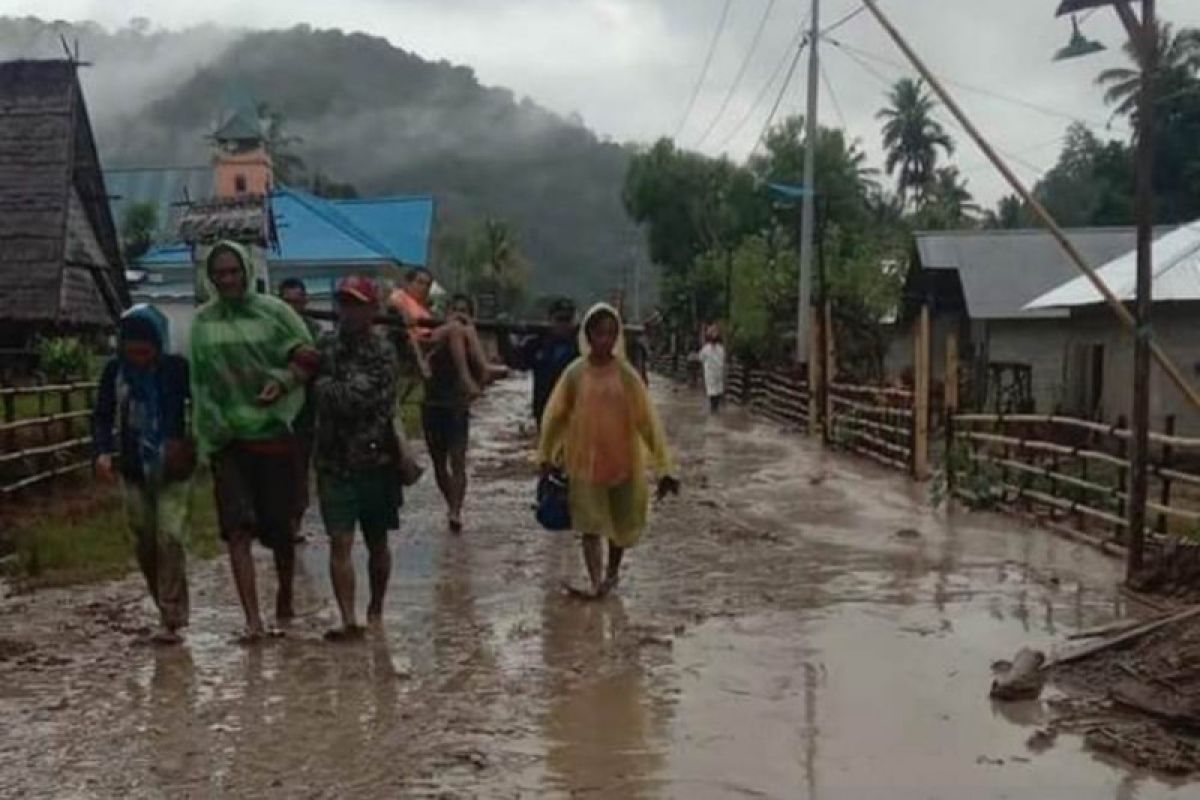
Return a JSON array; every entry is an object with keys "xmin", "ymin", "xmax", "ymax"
[
  {"xmin": 120, "ymin": 202, "xmax": 158, "ymax": 262},
  {"xmin": 914, "ymin": 166, "xmax": 980, "ymax": 230},
  {"xmin": 1033, "ymin": 122, "xmax": 1134, "ymax": 227},
  {"xmin": 984, "ymin": 194, "xmax": 1029, "ymax": 229},
  {"xmin": 877, "ymin": 78, "xmax": 955, "ymax": 206},
  {"xmin": 1096, "ymin": 22, "xmax": 1200, "ymax": 118},
  {"xmin": 258, "ymin": 102, "xmax": 307, "ymax": 186}
]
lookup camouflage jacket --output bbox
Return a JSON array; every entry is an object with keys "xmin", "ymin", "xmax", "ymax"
[{"xmin": 313, "ymin": 329, "xmax": 399, "ymax": 475}]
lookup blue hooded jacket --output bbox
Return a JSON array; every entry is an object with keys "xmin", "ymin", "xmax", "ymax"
[{"xmin": 93, "ymin": 305, "xmax": 190, "ymax": 483}]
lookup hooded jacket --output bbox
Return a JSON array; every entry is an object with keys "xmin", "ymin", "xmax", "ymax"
[
  {"xmin": 93, "ymin": 305, "xmax": 190, "ymax": 483},
  {"xmin": 188, "ymin": 240, "xmax": 315, "ymax": 456}
]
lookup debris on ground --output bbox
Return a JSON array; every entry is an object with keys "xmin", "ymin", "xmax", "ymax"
[
  {"xmin": 990, "ymin": 647, "xmax": 1045, "ymax": 700},
  {"xmin": 1037, "ymin": 604, "xmax": 1200, "ymax": 776}
]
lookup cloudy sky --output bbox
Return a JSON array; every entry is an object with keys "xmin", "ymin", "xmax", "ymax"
[{"xmin": 7, "ymin": 0, "xmax": 1200, "ymax": 204}]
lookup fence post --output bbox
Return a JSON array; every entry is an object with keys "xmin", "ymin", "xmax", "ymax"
[
  {"xmin": 808, "ymin": 305, "xmax": 822, "ymax": 438},
  {"xmin": 823, "ymin": 301, "xmax": 835, "ymax": 444},
  {"xmin": 60, "ymin": 387, "xmax": 72, "ymax": 441},
  {"xmin": 913, "ymin": 304, "xmax": 931, "ymax": 480},
  {"xmin": 945, "ymin": 408, "xmax": 956, "ymax": 497},
  {"xmin": 944, "ymin": 330, "xmax": 959, "ymax": 418},
  {"xmin": 2, "ymin": 389, "xmax": 13, "ymax": 453},
  {"xmin": 1158, "ymin": 415, "xmax": 1175, "ymax": 535},
  {"xmin": 1115, "ymin": 414, "xmax": 1129, "ymax": 542}
]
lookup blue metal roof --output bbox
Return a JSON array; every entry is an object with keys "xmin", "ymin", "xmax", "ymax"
[
  {"xmin": 125, "ymin": 184, "xmax": 434, "ymax": 306},
  {"xmin": 331, "ymin": 195, "xmax": 434, "ymax": 267},
  {"xmin": 271, "ymin": 187, "xmax": 433, "ymax": 267}
]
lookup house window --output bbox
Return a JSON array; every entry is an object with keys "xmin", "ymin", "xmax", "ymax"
[{"xmin": 234, "ymin": 174, "xmax": 247, "ymax": 194}]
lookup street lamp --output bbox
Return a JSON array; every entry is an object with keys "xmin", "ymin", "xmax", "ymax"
[
  {"xmin": 1054, "ymin": 16, "xmax": 1106, "ymax": 61},
  {"xmin": 1053, "ymin": 0, "xmax": 1157, "ymax": 581}
]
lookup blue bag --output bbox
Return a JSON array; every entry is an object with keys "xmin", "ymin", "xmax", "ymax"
[{"xmin": 536, "ymin": 470, "xmax": 572, "ymax": 532}]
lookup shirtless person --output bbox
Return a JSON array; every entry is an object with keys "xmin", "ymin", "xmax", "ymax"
[{"xmin": 388, "ymin": 268, "xmax": 504, "ymax": 399}]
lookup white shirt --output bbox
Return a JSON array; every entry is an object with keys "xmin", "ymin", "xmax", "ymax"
[{"xmin": 698, "ymin": 343, "xmax": 726, "ymax": 397}]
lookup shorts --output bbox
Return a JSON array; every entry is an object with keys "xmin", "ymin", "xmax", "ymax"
[
  {"xmin": 210, "ymin": 439, "xmax": 299, "ymax": 550},
  {"xmin": 421, "ymin": 404, "xmax": 469, "ymax": 454},
  {"xmin": 317, "ymin": 468, "xmax": 400, "ymax": 543}
]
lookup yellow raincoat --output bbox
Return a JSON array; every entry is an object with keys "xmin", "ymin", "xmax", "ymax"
[{"xmin": 537, "ymin": 303, "xmax": 674, "ymax": 548}]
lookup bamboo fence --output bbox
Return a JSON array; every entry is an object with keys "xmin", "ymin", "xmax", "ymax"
[
  {"xmin": 948, "ymin": 412, "xmax": 1200, "ymax": 552},
  {"xmin": 826, "ymin": 382, "xmax": 916, "ymax": 473},
  {"xmin": 0, "ymin": 382, "xmax": 98, "ymax": 495}
]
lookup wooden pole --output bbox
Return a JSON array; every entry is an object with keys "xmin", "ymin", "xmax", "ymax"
[
  {"xmin": 944, "ymin": 329, "xmax": 959, "ymax": 417},
  {"xmin": 913, "ymin": 304, "xmax": 931, "ymax": 480},
  {"xmin": 809, "ymin": 305, "xmax": 823, "ymax": 435},
  {"xmin": 1158, "ymin": 415, "xmax": 1175, "ymax": 535},
  {"xmin": 1125, "ymin": 0, "xmax": 1156, "ymax": 578},
  {"xmin": 823, "ymin": 300, "xmax": 835, "ymax": 442},
  {"xmin": 856, "ymin": 0, "xmax": 1200, "ymax": 414}
]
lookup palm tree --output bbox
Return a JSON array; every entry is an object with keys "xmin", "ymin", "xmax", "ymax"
[
  {"xmin": 917, "ymin": 167, "xmax": 980, "ymax": 229},
  {"xmin": 1097, "ymin": 23, "xmax": 1200, "ymax": 118},
  {"xmin": 877, "ymin": 78, "xmax": 955, "ymax": 205}
]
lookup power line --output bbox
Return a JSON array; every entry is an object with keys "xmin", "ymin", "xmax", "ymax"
[
  {"xmin": 715, "ymin": 24, "xmax": 808, "ymax": 151},
  {"xmin": 695, "ymin": 0, "xmax": 780, "ymax": 148},
  {"xmin": 825, "ymin": 36, "xmax": 1122, "ymax": 134},
  {"xmin": 674, "ymin": 0, "xmax": 736, "ymax": 140},
  {"xmin": 820, "ymin": 59, "xmax": 849, "ymax": 131},
  {"xmin": 821, "ymin": 5, "xmax": 866, "ymax": 37},
  {"xmin": 752, "ymin": 30, "xmax": 811, "ymax": 155}
]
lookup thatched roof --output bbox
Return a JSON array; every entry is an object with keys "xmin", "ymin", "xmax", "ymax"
[
  {"xmin": 0, "ymin": 59, "xmax": 127, "ymax": 329},
  {"xmin": 178, "ymin": 195, "xmax": 274, "ymax": 246}
]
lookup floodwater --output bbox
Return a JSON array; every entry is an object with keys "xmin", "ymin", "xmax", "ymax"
[{"xmin": 0, "ymin": 377, "xmax": 1191, "ymax": 798}]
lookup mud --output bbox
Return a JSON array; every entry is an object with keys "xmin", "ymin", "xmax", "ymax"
[{"xmin": 0, "ymin": 377, "xmax": 1193, "ymax": 798}]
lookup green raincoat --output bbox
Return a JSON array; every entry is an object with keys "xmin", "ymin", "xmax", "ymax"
[{"xmin": 188, "ymin": 241, "xmax": 315, "ymax": 457}]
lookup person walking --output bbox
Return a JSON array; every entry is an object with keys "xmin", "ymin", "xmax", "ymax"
[
  {"xmin": 698, "ymin": 325, "xmax": 727, "ymax": 413},
  {"xmin": 189, "ymin": 241, "xmax": 318, "ymax": 643},
  {"xmin": 93, "ymin": 305, "xmax": 195, "ymax": 644},
  {"xmin": 498, "ymin": 297, "xmax": 579, "ymax": 428},
  {"xmin": 313, "ymin": 276, "xmax": 402, "ymax": 639},
  {"xmin": 538, "ymin": 303, "xmax": 680, "ymax": 598},
  {"xmin": 423, "ymin": 293, "xmax": 479, "ymax": 533}
]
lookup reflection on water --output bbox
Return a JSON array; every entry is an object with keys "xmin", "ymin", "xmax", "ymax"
[{"xmin": 541, "ymin": 595, "xmax": 666, "ymax": 798}]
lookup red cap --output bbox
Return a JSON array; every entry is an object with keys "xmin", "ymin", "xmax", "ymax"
[{"xmin": 335, "ymin": 275, "xmax": 379, "ymax": 304}]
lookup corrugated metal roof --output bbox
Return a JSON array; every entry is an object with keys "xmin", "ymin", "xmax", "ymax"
[
  {"xmin": 914, "ymin": 227, "xmax": 1152, "ymax": 320},
  {"xmin": 104, "ymin": 166, "xmax": 214, "ymax": 238},
  {"xmin": 129, "ymin": 188, "xmax": 434, "ymax": 304},
  {"xmin": 272, "ymin": 187, "xmax": 433, "ymax": 266},
  {"xmin": 1026, "ymin": 220, "xmax": 1200, "ymax": 309},
  {"xmin": 331, "ymin": 195, "xmax": 434, "ymax": 267}
]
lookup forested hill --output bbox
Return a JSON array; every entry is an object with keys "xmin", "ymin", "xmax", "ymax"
[{"xmin": 0, "ymin": 17, "xmax": 646, "ymax": 302}]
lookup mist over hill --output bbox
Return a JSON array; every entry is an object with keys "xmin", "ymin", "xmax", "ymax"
[{"xmin": 0, "ymin": 17, "xmax": 651, "ymax": 304}]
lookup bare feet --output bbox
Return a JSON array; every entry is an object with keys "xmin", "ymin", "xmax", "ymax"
[
  {"xmin": 151, "ymin": 628, "xmax": 183, "ymax": 646},
  {"xmin": 561, "ymin": 581, "xmax": 605, "ymax": 601},
  {"xmin": 324, "ymin": 625, "xmax": 366, "ymax": 642},
  {"xmin": 596, "ymin": 574, "xmax": 620, "ymax": 598}
]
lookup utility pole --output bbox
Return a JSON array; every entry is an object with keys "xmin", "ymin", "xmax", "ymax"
[
  {"xmin": 1124, "ymin": 0, "xmax": 1156, "ymax": 577},
  {"xmin": 796, "ymin": 0, "xmax": 820, "ymax": 364}
]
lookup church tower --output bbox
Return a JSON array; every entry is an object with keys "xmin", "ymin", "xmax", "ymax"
[{"xmin": 211, "ymin": 96, "xmax": 273, "ymax": 199}]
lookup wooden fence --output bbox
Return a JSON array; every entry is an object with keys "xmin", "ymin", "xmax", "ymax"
[
  {"xmin": 948, "ymin": 413, "xmax": 1200, "ymax": 553},
  {"xmin": 0, "ymin": 382, "xmax": 98, "ymax": 495},
  {"xmin": 651, "ymin": 354, "xmax": 811, "ymax": 431},
  {"xmin": 827, "ymin": 382, "xmax": 916, "ymax": 473}
]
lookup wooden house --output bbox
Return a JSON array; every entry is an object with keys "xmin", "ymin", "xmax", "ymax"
[{"xmin": 0, "ymin": 59, "xmax": 127, "ymax": 350}]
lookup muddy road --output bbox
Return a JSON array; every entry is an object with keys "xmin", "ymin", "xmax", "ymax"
[{"xmin": 0, "ymin": 376, "xmax": 1190, "ymax": 798}]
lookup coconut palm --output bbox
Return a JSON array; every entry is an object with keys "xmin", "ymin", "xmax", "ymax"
[
  {"xmin": 1096, "ymin": 23, "xmax": 1200, "ymax": 118},
  {"xmin": 877, "ymin": 78, "xmax": 955, "ymax": 205}
]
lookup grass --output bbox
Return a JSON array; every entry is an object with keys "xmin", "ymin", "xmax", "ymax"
[{"xmin": 2, "ymin": 475, "xmax": 222, "ymax": 590}]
